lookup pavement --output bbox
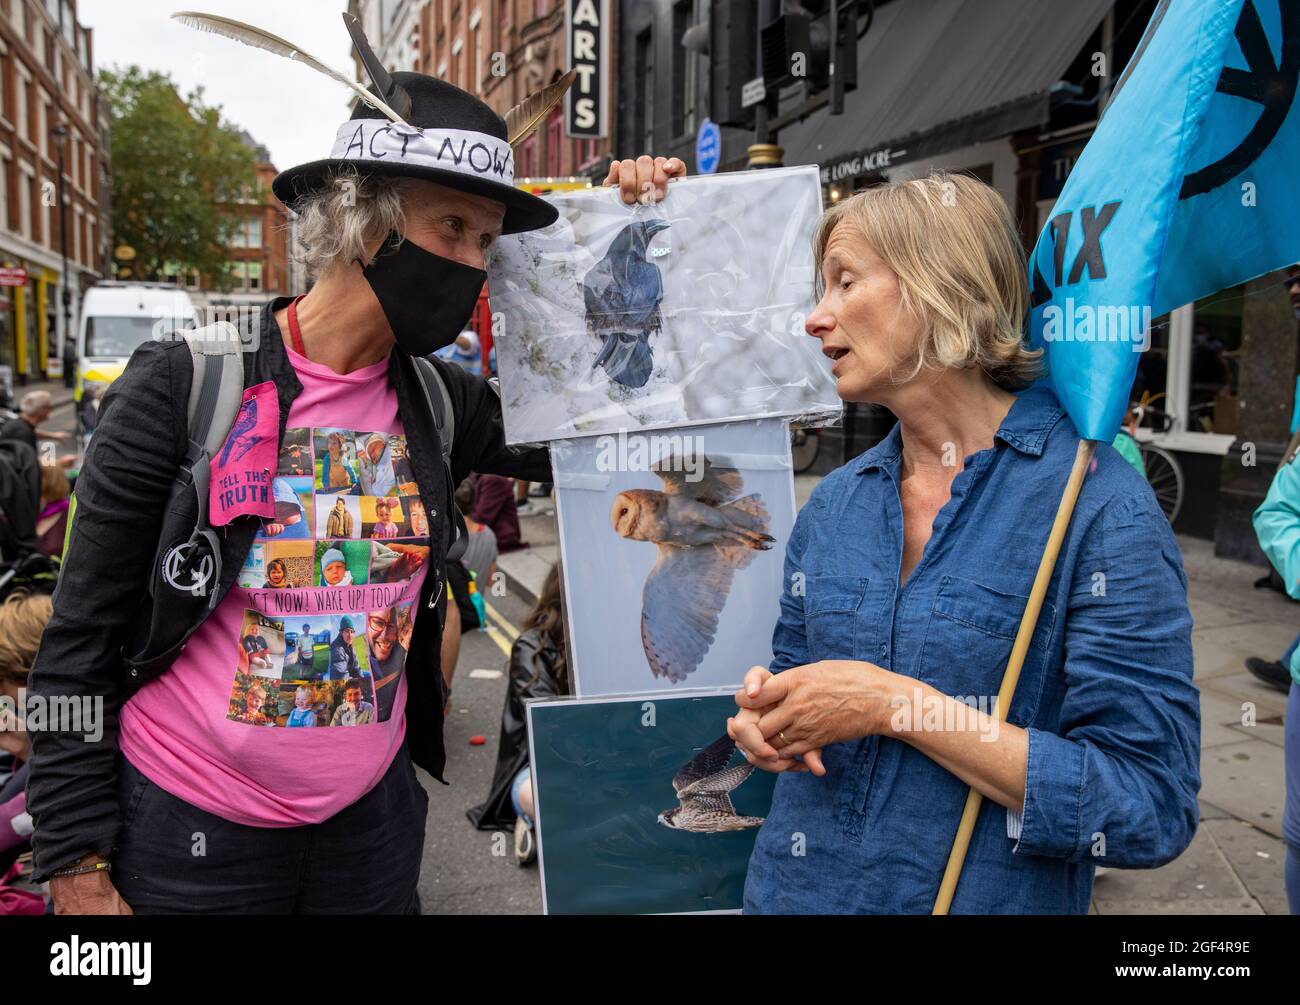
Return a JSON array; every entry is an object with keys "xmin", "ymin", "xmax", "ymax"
[
  {"xmin": 417, "ymin": 583, "xmax": 544, "ymax": 915},
  {"xmin": 10, "ymin": 378, "xmax": 76, "ymax": 412},
  {"xmin": 492, "ymin": 477, "xmax": 1296, "ymax": 915}
]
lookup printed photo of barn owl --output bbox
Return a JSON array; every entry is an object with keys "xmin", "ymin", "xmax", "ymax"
[
  {"xmin": 612, "ymin": 456, "xmax": 774, "ymax": 683},
  {"xmin": 551, "ymin": 418, "xmax": 794, "ymax": 696}
]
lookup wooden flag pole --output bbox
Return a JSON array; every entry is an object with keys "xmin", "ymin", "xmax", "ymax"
[{"xmin": 932, "ymin": 437, "xmax": 1098, "ymax": 915}]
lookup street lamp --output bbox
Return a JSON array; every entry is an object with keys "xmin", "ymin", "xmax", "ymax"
[{"xmin": 50, "ymin": 122, "xmax": 74, "ymax": 388}]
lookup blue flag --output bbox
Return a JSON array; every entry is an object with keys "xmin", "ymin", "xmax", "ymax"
[{"xmin": 1028, "ymin": 0, "xmax": 1300, "ymax": 441}]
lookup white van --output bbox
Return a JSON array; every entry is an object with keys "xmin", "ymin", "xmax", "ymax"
[{"xmin": 76, "ymin": 283, "xmax": 198, "ymax": 440}]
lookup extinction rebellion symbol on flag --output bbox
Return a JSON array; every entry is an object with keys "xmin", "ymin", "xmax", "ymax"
[{"xmin": 1180, "ymin": 0, "xmax": 1299, "ymax": 197}]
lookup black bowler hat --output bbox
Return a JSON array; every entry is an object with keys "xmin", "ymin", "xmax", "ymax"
[{"xmin": 273, "ymin": 72, "xmax": 559, "ymax": 235}]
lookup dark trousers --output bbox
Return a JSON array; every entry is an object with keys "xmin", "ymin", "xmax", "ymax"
[{"xmin": 111, "ymin": 745, "xmax": 428, "ymax": 914}]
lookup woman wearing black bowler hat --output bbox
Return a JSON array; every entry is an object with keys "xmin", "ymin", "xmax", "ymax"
[{"xmin": 26, "ymin": 12, "xmax": 685, "ymax": 915}]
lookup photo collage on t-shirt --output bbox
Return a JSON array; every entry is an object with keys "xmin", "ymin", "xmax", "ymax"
[{"xmin": 227, "ymin": 427, "xmax": 432, "ymax": 730}]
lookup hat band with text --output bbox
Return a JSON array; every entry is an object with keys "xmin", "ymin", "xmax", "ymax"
[{"xmin": 328, "ymin": 122, "xmax": 515, "ymax": 186}]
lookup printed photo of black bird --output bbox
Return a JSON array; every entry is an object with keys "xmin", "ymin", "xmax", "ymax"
[
  {"xmin": 658, "ymin": 734, "xmax": 766, "ymax": 833},
  {"xmin": 584, "ymin": 218, "xmax": 672, "ymax": 388}
]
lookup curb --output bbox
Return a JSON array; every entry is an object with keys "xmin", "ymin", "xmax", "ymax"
[{"xmin": 496, "ymin": 556, "xmax": 541, "ymax": 607}]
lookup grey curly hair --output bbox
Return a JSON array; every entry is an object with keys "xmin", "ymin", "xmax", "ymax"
[{"xmin": 290, "ymin": 167, "xmax": 408, "ymax": 282}]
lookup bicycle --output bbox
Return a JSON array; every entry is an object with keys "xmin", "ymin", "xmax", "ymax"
[
  {"xmin": 1128, "ymin": 393, "xmax": 1185, "ymax": 524},
  {"xmin": 791, "ymin": 423, "xmax": 821, "ymax": 474}
]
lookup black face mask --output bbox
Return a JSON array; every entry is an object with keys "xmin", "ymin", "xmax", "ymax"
[{"xmin": 361, "ymin": 232, "xmax": 487, "ymax": 357}]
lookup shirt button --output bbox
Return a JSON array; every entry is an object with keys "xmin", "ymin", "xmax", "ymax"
[{"xmin": 880, "ymin": 644, "xmax": 888, "ymax": 656}]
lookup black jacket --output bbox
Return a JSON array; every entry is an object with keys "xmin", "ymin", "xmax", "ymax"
[
  {"xmin": 466, "ymin": 627, "xmax": 565, "ymax": 831},
  {"xmin": 26, "ymin": 297, "xmax": 551, "ymax": 882},
  {"xmin": 0, "ymin": 438, "xmax": 40, "ymax": 561}
]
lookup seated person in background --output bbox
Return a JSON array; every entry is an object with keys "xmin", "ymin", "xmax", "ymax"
[
  {"xmin": 36, "ymin": 463, "xmax": 72, "ymax": 559},
  {"xmin": 467, "ymin": 562, "xmax": 568, "ymax": 867},
  {"xmin": 0, "ymin": 590, "xmax": 55, "ymax": 898},
  {"xmin": 455, "ymin": 479, "xmax": 498, "ymax": 591},
  {"xmin": 0, "ymin": 440, "xmax": 40, "ymax": 562},
  {"xmin": 470, "ymin": 473, "xmax": 526, "ymax": 553}
]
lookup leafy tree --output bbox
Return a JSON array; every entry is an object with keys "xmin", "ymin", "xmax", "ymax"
[{"xmin": 100, "ymin": 65, "xmax": 257, "ymax": 290}]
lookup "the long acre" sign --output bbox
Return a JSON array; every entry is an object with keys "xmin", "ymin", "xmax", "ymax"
[{"xmin": 566, "ymin": 0, "xmax": 609, "ymax": 139}]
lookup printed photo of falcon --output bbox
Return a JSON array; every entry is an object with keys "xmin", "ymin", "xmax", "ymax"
[
  {"xmin": 611, "ymin": 454, "xmax": 776, "ymax": 683},
  {"xmin": 584, "ymin": 218, "xmax": 671, "ymax": 389},
  {"xmin": 658, "ymin": 734, "xmax": 765, "ymax": 833}
]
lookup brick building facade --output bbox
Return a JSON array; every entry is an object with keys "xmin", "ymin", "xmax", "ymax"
[
  {"xmin": 352, "ymin": 0, "xmax": 614, "ymax": 183},
  {"xmin": 0, "ymin": 0, "xmax": 106, "ymax": 383}
]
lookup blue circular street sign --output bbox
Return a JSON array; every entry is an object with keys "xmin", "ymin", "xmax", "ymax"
[{"xmin": 696, "ymin": 118, "xmax": 721, "ymax": 175}]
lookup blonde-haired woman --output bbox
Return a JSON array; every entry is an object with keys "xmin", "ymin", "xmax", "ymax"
[
  {"xmin": 729, "ymin": 173, "xmax": 1199, "ymax": 914},
  {"xmin": 0, "ymin": 591, "xmax": 54, "ymax": 765},
  {"xmin": 0, "ymin": 590, "xmax": 54, "ymax": 885}
]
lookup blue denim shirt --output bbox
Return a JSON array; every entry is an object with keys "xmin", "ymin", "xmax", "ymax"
[{"xmin": 743, "ymin": 385, "xmax": 1200, "ymax": 914}]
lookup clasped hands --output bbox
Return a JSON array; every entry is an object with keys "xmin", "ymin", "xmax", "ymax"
[{"xmin": 727, "ymin": 660, "xmax": 907, "ymax": 776}]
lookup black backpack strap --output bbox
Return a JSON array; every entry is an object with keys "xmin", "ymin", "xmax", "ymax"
[{"xmin": 412, "ymin": 356, "xmax": 468, "ymax": 563}]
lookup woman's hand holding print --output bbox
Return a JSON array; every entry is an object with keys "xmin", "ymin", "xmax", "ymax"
[
  {"xmin": 729, "ymin": 661, "xmax": 909, "ymax": 776},
  {"xmin": 727, "ymin": 666, "xmax": 824, "ymax": 776}
]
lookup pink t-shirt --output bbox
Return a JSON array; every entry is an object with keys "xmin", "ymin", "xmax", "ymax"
[{"xmin": 119, "ymin": 345, "xmax": 432, "ymax": 827}]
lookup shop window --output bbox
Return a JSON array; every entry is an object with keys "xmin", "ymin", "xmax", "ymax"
[
  {"xmin": 1127, "ymin": 293, "xmax": 1244, "ymax": 443},
  {"xmin": 1188, "ymin": 286, "xmax": 1245, "ymax": 436},
  {"xmin": 518, "ymin": 134, "xmax": 536, "ymax": 178},
  {"xmin": 634, "ymin": 29, "xmax": 653, "ymax": 151},
  {"xmin": 16, "ymin": 74, "xmax": 27, "ymax": 142},
  {"xmin": 575, "ymin": 137, "xmax": 597, "ymax": 169},
  {"xmin": 546, "ymin": 106, "xmax": 562, "ymax": 177},
  {"xmin": 18, "ymin": 172, "xmax": 30, "ymax": 239},
  {"xmin": 671, "ymin": 1, "xmax": 692, "ymax": 138}
]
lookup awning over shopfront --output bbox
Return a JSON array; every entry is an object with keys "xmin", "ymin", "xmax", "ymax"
[{"xmin": 779, "ymin": 0, "xmax": 1115, "ymax": 183}]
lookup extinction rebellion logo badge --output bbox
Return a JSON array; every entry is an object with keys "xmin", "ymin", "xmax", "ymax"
[{"xmin": 162, "ymin": 541, "xmax": 215, "ymax": 597}]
